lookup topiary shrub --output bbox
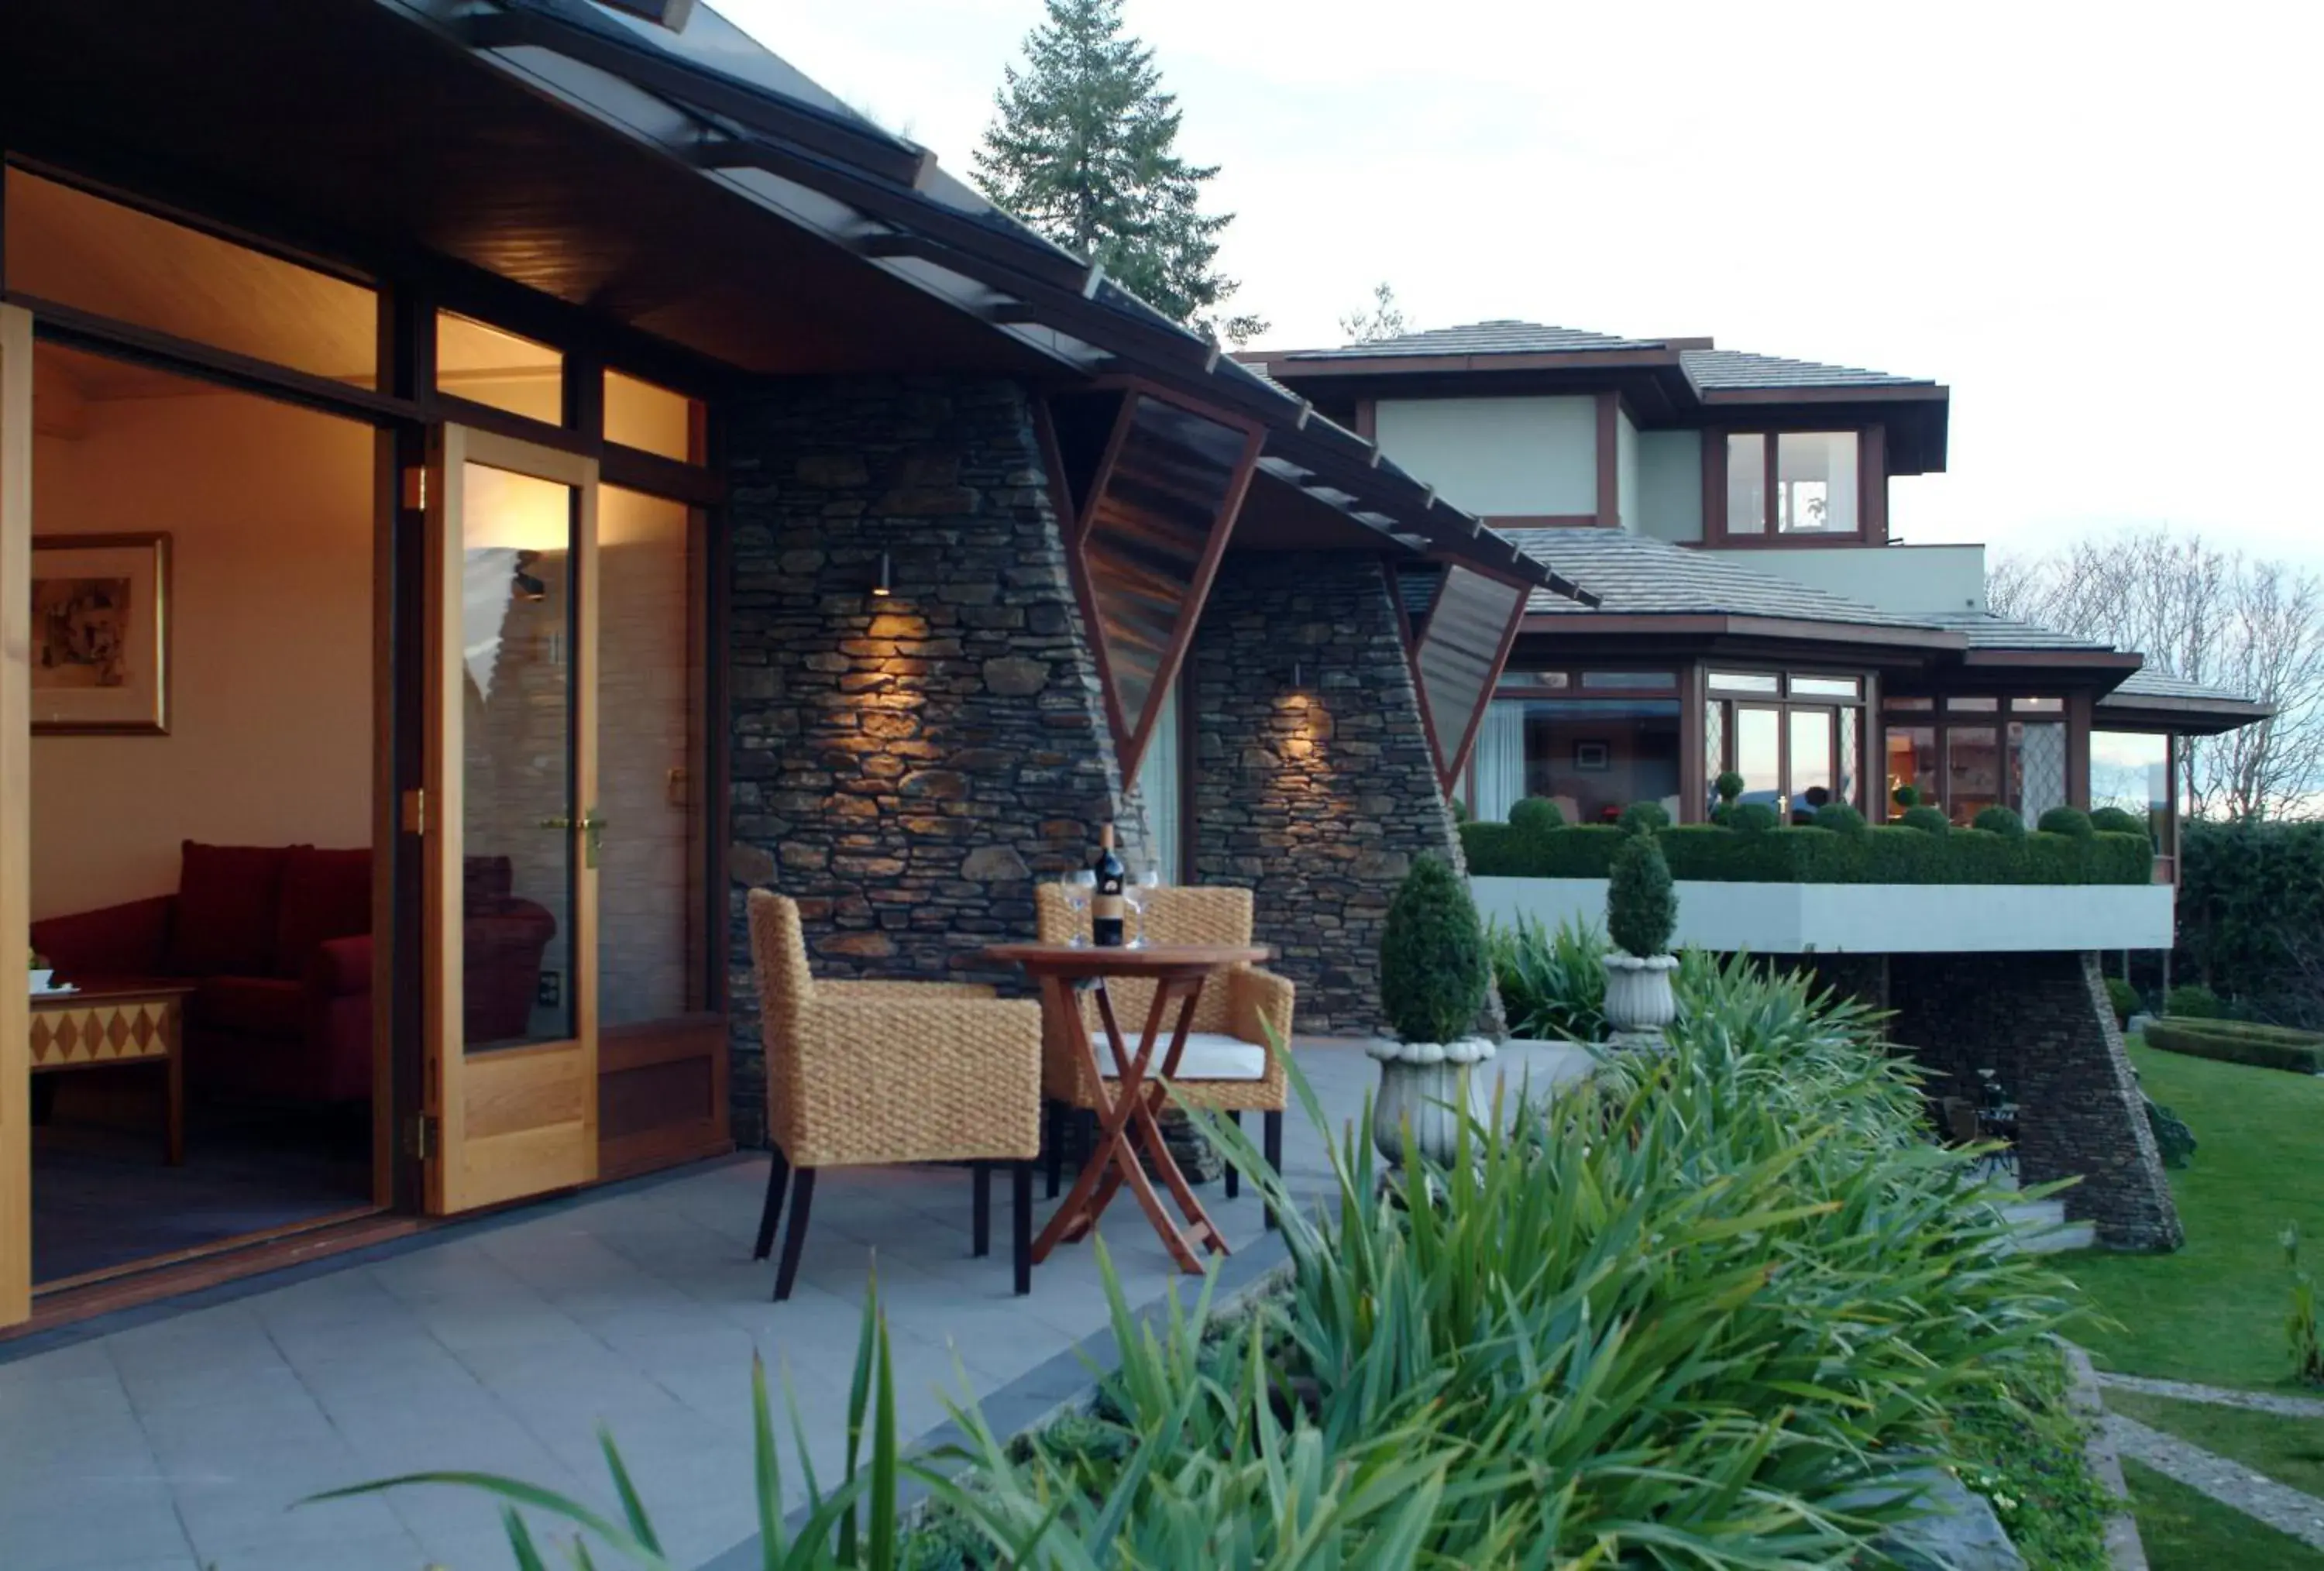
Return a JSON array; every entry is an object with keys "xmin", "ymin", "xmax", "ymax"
[
  {"xmin": 1380, "ymin": 854, "xmax": 1490, "ymax": 1044},
  {"xmin": 2165, "ymin": 983, "xmax": 2226, "ymax": 1019},
  {"xmin": 2089, "ymin": 806, "xmax": 2145, "ymax": 837},
  {"xmin": 1607, "ymin": 831, "xmax": 1678, "ymax": 958},
  {"xmin": 1974, "ymin": 806, "xmax": 2027, "ymax": 838},
  {"xmin": 1901, "ymin": 805, "xmax": 1951, "ymax": 837},
  {"xmin": 1714, "ymin": 771, "xmax": 1744, "ymax": 807},
  {"xmin": 1618, "ymin": 800, "xmax": 1671, "ymax": 836},
  {"xmin": 1508, "ymin": 796, "xmax": 1565, "ymax": 834},
  {"xmin": 2037, "ymin": 806, "xmax": 2094, "ymax": 838},
  {"xmin": 2106, "ymin": 976, "xmax": 2142, "ymax": 1026},
  {"xmin": 1814, "ymin": 801, "xmax": 1868, "ymax": 837},
  {"xmin": 1893, "ymin": 783, "xmax": 1921, "ymax": 811},
  {"xmin": 1726, "ymin": 802, "xmax": 1779, "ymax": 834}
]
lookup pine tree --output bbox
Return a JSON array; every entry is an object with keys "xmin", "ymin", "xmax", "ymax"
[{"xmin": 973, "ymin": 0, "xmax": 1266, "ymax": 345}]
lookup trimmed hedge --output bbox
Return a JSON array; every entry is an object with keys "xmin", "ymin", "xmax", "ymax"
[
  {"xmin": 2144, "ymin": 1017, "xmax": 2324, "ymax": 1074},
  {"xmin": 1462, "ymin": 820, "xmax": 2154, "ymax": 885}
]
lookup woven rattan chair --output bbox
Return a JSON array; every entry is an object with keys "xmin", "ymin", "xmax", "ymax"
[
  {"xmin": 748, "ymin": 891, "xmax": 1044, "ymax": 1301},
  {"xmin": 1033, "ymin": 883, "xmax": 1294, "ymax": 1224}
]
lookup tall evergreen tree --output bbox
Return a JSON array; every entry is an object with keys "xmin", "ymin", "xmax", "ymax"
[{"xmin": 973, "ymin": 0, "xmax": 1266, "ymax": 345}]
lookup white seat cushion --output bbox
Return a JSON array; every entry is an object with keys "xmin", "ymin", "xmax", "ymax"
[{"xmin": 1099, "ymin": 1031, "xmax": 1267, "ymax": 1081}]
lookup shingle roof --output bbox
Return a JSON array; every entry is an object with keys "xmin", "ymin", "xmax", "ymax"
[
  {"xmin": 2106, "ymin": 669, "xmax": 2271, "ymax": 708},
  {"xmin": 1918, "ymin": 611, "xmax": 2114, "ymax": 651},
  {"xmin": 1503, "ymin": 529, "xmax": 1940, "ymax": 630},
  {"xmin": 1283, "ymin": 321, "xmax": 1667, "ymax": 360},
  {"xmin": 1681, "ymin": 348, "xmax": 1931, "ymax": 393}
]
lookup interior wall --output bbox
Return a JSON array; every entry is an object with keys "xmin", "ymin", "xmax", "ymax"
[{"xmin": 29, "ymin": 378, "xmax": 373, "ymax": 917}]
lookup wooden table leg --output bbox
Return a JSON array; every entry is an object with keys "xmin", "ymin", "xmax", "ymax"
[
  {"xmin": 1032, "ymin": 975, "xmax": 1133, "ymax": 1264},
  {"xmin": 1097, "ymin": 981, "xmax": 1227, "ymax": 1260},
  {"xmin": 164, "ymin": 1006, "xmax": 184, "ymax": 1167}
]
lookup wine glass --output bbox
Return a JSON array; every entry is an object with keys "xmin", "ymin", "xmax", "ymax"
[
  {"xmin": 1124, "ymin": 867, "xmax": 1163, "ymax": 947},
  {"xmin": 1062, "ymin": 870, "xmax": 1095, "ymax": 947}
]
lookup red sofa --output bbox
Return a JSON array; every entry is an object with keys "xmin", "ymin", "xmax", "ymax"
[{"xmin": 31, "ymin": 842, "xmax": 558, "ymax": 1105}]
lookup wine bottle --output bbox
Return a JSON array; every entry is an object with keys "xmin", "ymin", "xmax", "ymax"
[{"xmin": 1091, "ymin": 824, "xmax": 1126, "ymax": 947}]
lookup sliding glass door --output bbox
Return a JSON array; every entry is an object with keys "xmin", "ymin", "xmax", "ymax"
[{"xmin": 0, "ymin": 304, "xmax": 31, "ymax": 1325}]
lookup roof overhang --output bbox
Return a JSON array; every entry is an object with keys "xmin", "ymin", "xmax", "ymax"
[
  {"xmin": 2097, "ymin": 692, "xmax": 2278, "ymax": 736},
  {"xmin": 1517, "ymin": 612, "xmax": 1965, "ymax": 654}
]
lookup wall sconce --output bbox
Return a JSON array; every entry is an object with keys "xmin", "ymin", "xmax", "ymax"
[
  {"xmin": 869, "ymin": 550, "xmax": 892, "ymax": 599},
  {"xmin": 1290, "ymin": 659, "xmax": 1305, "ymax": 691}
]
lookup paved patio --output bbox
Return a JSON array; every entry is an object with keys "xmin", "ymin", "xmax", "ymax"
[{"xmin": 0, "ymin": 1040, "xmax": 1590, "ymax": 1571}]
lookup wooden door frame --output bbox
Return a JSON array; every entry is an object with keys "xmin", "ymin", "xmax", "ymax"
[
  {"xmin": 424, "ymin": 423, "xmax": 601, "ymax": 1215},
  {"xmin": 1, "ymin": 304, "xmax": 33, "ymax": 1328}
]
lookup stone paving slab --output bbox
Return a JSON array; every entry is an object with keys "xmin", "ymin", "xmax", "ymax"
[
  {"xmin": 0, "ymin": 1040, "xmax": 1591, "ymax": 1571},
  {"xmin": 2106, "ymin": 1412, "xmax": 2324, "ymax": 1550},
  {"xmin": 2099, "ymin": 1370, "xmax": 2324, "ymax": 1420}
]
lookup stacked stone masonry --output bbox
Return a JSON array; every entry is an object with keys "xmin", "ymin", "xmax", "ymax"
[{"xmin": 723, "ymin": 377, "xmax": 1141, "ymax": 1145}]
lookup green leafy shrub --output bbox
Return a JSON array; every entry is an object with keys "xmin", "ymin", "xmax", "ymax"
[
  {"xmin": 2145, "ymin": 1094, "xmax": 2197, "ymax": 1168},
  {"xmin": 1618, "ymin": 799, "xmax": 1671, "ymax": 835},
  {"xmin": 1901, "ymin": 805, "xmax": 1951, "ymax": 837},
  {"xmin": 1727, "ymin": 801, "xmax": 1779, "ymax": 834},
  {"xmin": 1714, "ymin": 770, "xmax": 1744, "ymax": 806},
  {"xmin": 2167, "ymin": 983, "xmax": 2226, "ymax": 1019},
  {"xmin": 1506, "ymin": 794, "xmax": 1563, "ymax": 833},
  {"xmin": 1461, "ymin": 820, "xmax": 2153, "ymax": 885},
  {"xmin": 1448, "ymin": 796, "xmax": 1468, "ymax": 823},
  {"xmin": 2144, "ymin": 1017, "xmax": 2324, "ymax": 1074},
  {"xmin": 2106, "ymin": 976, "xmax": 2142, "ymax": 1026},
  {"xmin": 1607, "ymin": 830, "xmax": 1678, "ymax": 957},
  {"xmin": 1379, "ymin": 854, "xmax": 1488, "ymax": 1045},
  {"xmin": 1486, "ymin": 914, "xmax": 1607, "ymax": 1042},
  {"xmin": 1975, "ymin": 805, "xmax": 2027, "ymax": 838},
  {"xmin": 2089, "ymin": 806, "xmax": 2144, "ymax": 837},
  {"xmin": 1893, "ymin": 782, "xmax": 1922, "ymax": 810},
  {"xmin": 1946, "ymin": 1341, "xmax": 2115, "ymax": 1571},
  {"xmin": 2038, "ymin": 806, "xmax": 2094, "ymax": 838},
  {"xmin": 1813, "ymin": 800, "xmax": 1868, "ymax": 836}
]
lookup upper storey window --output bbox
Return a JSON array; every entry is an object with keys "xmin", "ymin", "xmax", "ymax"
[{"xmin": 1724, "ymin": 431, "xmax": 1859, "ymax": 536}]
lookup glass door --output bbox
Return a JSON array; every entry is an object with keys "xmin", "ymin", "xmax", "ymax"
[
  {"xmin": 422, "ymin": 426, "xmax": 600, "ymax": 1214},
  {"xmin": 1734, "ymin": 704, "xmax": 1783, "ymax": 815},
  {"xmin": 0, "ymin": 305, "xmax": 32, "ymax": 1325}
]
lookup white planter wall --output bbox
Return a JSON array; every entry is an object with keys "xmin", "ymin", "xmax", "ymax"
[{"xmin": 1471, "ymin": 876, "xmax": 2175, "ymax": 954}]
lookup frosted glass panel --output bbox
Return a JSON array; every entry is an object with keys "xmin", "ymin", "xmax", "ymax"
[
  {"xmin": 1415, "ymin": 567, "xmax": 1526, "ymax": 777},
  {"xmin": 1135, "ymin": 675, "xmax": 1182, "ymax": 882}
]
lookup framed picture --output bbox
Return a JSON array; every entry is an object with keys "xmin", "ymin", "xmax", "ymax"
[
  {"xmin": 30, "ymin": 533, "xmax": 171, "ymax": 735},
  {"xmin": 1573, "ymin": 740, "xmax": 1610, "ymax": 771}
]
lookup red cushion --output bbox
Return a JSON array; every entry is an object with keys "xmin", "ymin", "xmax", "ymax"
[
  {"xmin": 166, "ymin": 842, "xmax": 298, "ymax": 978},
  {"xmin": 191, "ymin": 975, "xmax": 304, "ymax": 1041},
  {"xmin": 276, "ymin": 847, "xmax": 372, "ymax": 979}
]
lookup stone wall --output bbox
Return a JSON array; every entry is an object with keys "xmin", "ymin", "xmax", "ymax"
[
  {"xmin": 1889, "ymin": 950, "xmax": 2181, "ymax": 1250},
  {"xmin": 1188, "ymin": 551, "xmax": 1494, "ymax": 1036},
  {"xmin": 723, "ymin": 377, "xmax": 1138, "ymax": 1144}
]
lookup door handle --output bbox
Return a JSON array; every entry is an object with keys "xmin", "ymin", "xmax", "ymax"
[{"xmin": 538, "ymin": 811, "xmax": 607, "ymax": 868}]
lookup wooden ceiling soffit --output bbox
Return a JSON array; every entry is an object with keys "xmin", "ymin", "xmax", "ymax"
[
  {"xmin": 1411, "ymin": 565, "xmax": 1530, "ymax": 792},
  {"xmin": 1056, "ymin": 388, "xmax": 1260, "ymax": 781}
]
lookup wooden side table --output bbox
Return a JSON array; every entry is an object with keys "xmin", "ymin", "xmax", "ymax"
[
  {"xmin": 29, "ymin": 979, "xmax": 195, "ymax": 1165},
  {"xmin": 983, "ymin": 942, "xmax": 1269, "ymax": 1274}
]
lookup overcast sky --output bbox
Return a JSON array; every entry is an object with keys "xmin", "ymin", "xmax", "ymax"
[{"xmin": 718, "ymin": 1, "xmax": 2319, "ymax": 567}]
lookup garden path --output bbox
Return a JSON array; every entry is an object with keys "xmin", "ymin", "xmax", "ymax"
[
  {"xmin": 2103, "ymin": 1412, "xmax": 2324, "ymax": 1550},
  {"xmin": 2099, "ymin": 1370, "xmax": 2324, "ymax": 1421}
]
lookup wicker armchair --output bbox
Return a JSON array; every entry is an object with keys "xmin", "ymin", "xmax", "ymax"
[
  {"xmin": 748, "ymin": 891, "xmax": 1044, "ymax": 1300},
  {"xmin": 1033, "ymin": 883, "xmax": 1294, "ymax": 1222}
]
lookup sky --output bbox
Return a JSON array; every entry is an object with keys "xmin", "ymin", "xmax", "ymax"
[{"xmin": 714, "ymin": 0, "xmax": 2321, "ymax": 567}]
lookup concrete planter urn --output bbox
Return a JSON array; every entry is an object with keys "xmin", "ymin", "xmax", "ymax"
[
  {"xmin": 1366, "ymin": 1037, "xmax": 1496, "ymax": 1169},
  {"xmin": 1602, "ymin": 953, "xmax": 1679, "ymax": 1045}
]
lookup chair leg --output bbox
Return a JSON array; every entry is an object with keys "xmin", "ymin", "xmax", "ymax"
[
  {"xmin": 1013, "ymin": 1160, "xmax": 1034, "ymax": 1296},
  {"xmin": 972, "ymin": 1162, "xmax": 992, "ymax": 1258},
  {"xmin": 1045, "ymin": 1100, "xmax": 1065, "ymax": 1199},
  {"xmin": 1263, "ymin": 1110, "xmax": 1284, "ymax": 1231},
  {"xmin": 1223, "ymin": 1110, "xmax": 1243, "ymax": 1200},
  {"xmin": 773, "ymin": 1168, "xmax": 816, "ymax": 1302},
  {"xmin": 754, "ymin": 1148, "xmax": 792, "ymax": 1262}
]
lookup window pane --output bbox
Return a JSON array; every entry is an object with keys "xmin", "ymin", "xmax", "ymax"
[
  {"xmin": 1947, "ymin": 725, "xmax": 2002, "ymax": 825},
  {"xmin": 1515, "ymin": 699, "xmax": 1682, "ymax": 826},
  {"xmin": 1886, "ymin": 696, "xmax": 1935, "ymax": 712},
  {"xmin": 1947, "ymin": 695, "xmax": 1999, "ymax": 712},
  {"xmin": 1838, "ymin": 709, "xmax": 1859, "ymax": 807},
  {"xmin": 1499, "ymin": 669, "xmax": 1570, "ymax": 691},
  {"xmin": 1734, "ymin": 706, "xmax": 1782, "ymax": 810},
  {"xmin": 2012, "ymin": 720, "xmax": 2068, "ymax": 823},
  {"xmin": 1725, "ymin": 434, "xmax": 1766, "ymax": 534},
  {"xmin": 438, "ymin": 311, "xmax": 563, "ymax": 425},
  {"xmin": 1579, "ymin": 670, "xmax": 1676, "ymax": 689},
  {"xmin": 1415, "ymin": 565, "xmax": 1527, "ymax": 775},
  {"xmin": 2013, "ymin": 696, "xmax": 2064, "ymax": 713},
  {"xmin": 1790, "ymin": 675, "xmax": 1861, "ymax": 699},
  {"xmin": 1886, "ymin": 725, "xmax": 1937, "ymax": 818},
  {"xmin": 1709, "ymin": 670, "xmax": 1780, "ymax": 695},
  {"xmin": 1789, "ymin": 710, "xmax": 1834, "ymax": 820},
  {"xmin": 605, "ymin": 370, "xmax": 701, "ymax": 462},
  {"xmin": 1776, "ymin": 432, "xmax": 1859, "ymax": 534},
  {"xmin": 2092, "ymin": 730, "xmax": 2171, "ymax": 854},
  {"xmin": 1135, "ymin": 675, "xmax": 1182, "ymax": 881},
  {"xmin": 1469, "ymin": 700, "xmax": 1526, "ymax": 821},
  {"xmin": 5, "ymin": 168, "xmax": 378, "ymax": 387},
  {"xmin": 598, "ymin": 488, "xmax": 700, "ymax": 1026}
]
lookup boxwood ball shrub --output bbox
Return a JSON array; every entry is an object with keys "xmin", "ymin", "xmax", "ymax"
[
  {"xmin": 1893, "ymin": 782, "xmax": 1921, "ymax": 810},
  {"xmin": 2089, "ymin": 805, "xmax": 2145, "ymax": 836},
  {"xmin": 1618, "ymin": 799, "xmax": 1672, "ymax": 835},
  {"xmin": 1714, "ymin": 770, "xmax": 1744, "ymax": 806},
  {"xmin": 1973, "ymin": 805, "xmax": 2027, "ymax": 838},
  {"xmin": 2037, "ymin": 805, "xmax": 2094, "ymax": 838},
  {"xmin": 1380, "ymin": 854, "xmax": 1490, "ymax": 1044},
  {"xmin": 1507, "ymin": 795, "xmax": 1564, "ymax": 833},
  {"xmin": 1607, "ymin": 830, "xmax": 1678, "ymax": 957},
  {"xmin": 1813, "ymin": 801, "xmax": 1868, "ymax": 836},
  {"xmin": 2165, "ymin": 982, "xmax": 2226, "ymax": 1019},
  {"xmin": 1901, "ymin": 804, "xmax": 1951, "ymax": 836},
  {"xmin": 1726, "ymin": 801, "xmax": 1779, "ymax": 834}
]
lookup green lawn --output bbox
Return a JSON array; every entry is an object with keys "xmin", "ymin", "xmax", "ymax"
[
  {"xmin": 2109, "ymin": 1390, "xmax": 2324, "ymax": 1498},
  {"xmin": 2065, "ymin": 1040, "xmax": 2324, "ymax": 1389},
  {"xmin": 2121, "ymin": 1459, "xmax": 2324, "ymax": 1571}
]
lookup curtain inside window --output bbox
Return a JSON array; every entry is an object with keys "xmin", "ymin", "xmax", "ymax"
[
  {"xmin": 1469, "ymin": 700, "xmax": 1525, "ymax": 821},
  {"xmin": 1137, "ymin": 675, "xmax": 1181, "ymax": 881}
]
